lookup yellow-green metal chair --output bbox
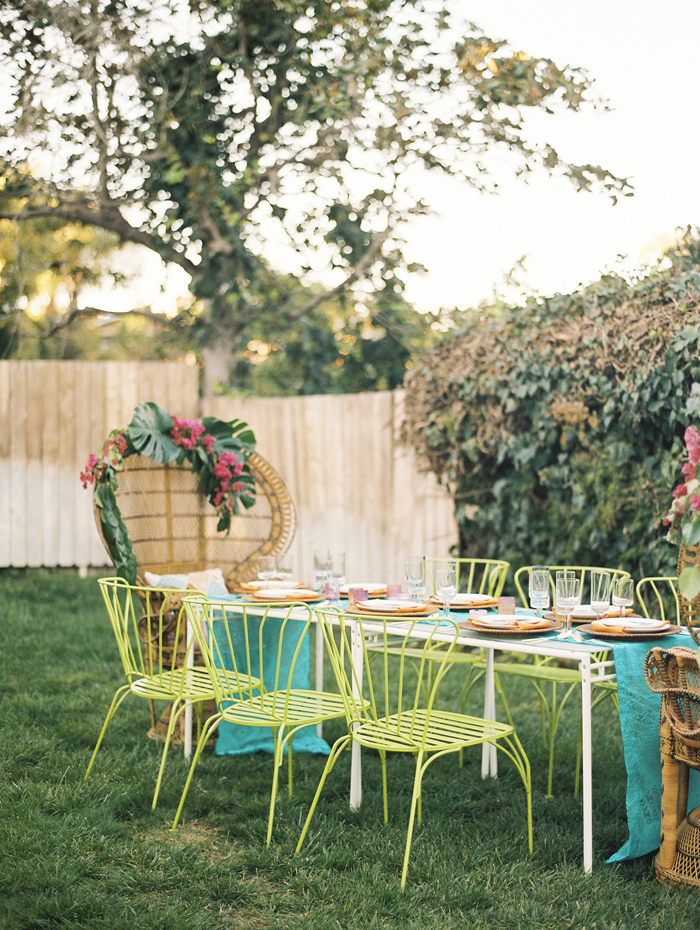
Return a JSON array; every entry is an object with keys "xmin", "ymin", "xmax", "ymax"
[
  {"xmin": 370, "ymin": 557, "xmax": 509, "ymax": 716},
  {"xmin": 296, "ymin": 607, "xmax": 533, "ymax": 890},
  {"xmin": 172, "ymin": 596, "xmax": 347, "ymax": 845},
  {"xmin": 636, "ymin": 576, "xmax": 681, "ymax": 624},
  {"xmin": 87, "ymin": 577, "xmax": 227, "ymax": 808},
  {"xmin": 503, "ymin": 564, "xmax": 629, "ymax": 796}
]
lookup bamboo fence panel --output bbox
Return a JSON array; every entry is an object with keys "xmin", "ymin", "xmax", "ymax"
[
  {"xmin": 0, "ymin": 361, "xmax": 199, "ymax": 570},
  {"xmin": 204, "ymin": 391, "xmax": 457, "ymax": 585}
]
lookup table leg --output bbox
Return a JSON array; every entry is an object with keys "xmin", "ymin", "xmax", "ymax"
[
  {"xmin": 481, "ymin": 649, "xmax": 498, "ymax": 778},
  {"xmin": 349, "ymin": 618, "xmax": 363, "ymax": 810},
  {"xmin": 580, "ymin": 653, "xmax": 592, "ymax": 872}
]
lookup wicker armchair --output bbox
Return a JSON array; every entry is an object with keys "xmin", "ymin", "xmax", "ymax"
[
  {"xmin": 94, "ymin": 451, "xmax": 296, "ymax": 589},
  {"xmin": 645, "ymin": 645, "xmax": 700, "ymax": 887}
]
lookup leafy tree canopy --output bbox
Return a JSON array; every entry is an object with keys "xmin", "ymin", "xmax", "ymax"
[
  {"xmin": 0, "ymin": 0, "xmax": 632, "ymax": 387},
  {"xmin": 402, "ymin": 228, "xmax": 700, "ymax": 579}
]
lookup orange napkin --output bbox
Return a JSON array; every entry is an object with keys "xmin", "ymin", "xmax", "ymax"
[
  {"xmin": 468, "ymin": 615, "xmax": 550, "ymax": 631},
  {"xmin": 591, "ymin": 619, "xmax": 670, "ymax": 634},
  {"xmin": 602, "ymin": 608, "xmax": 634, "ymax": 619}
]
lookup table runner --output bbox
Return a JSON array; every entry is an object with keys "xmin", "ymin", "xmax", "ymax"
[{"xmin": 605, "ymin": 632, "xmax": 700, "ymax": 863}]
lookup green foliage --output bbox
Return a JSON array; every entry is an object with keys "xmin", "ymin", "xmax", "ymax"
[
  {"xmin": 0, "ymin": 0, "xmax": 631, "ymax": 384},
  {"xmin": 403, "ymin": 231, "xmax": 700, "ymax": 578}
]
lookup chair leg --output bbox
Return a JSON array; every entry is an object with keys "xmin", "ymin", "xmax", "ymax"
[
  {"xmin": 401, "ymin": 750, "xmax": 426, "ymax": 891},
  {"xmin": 84, "ymin": 684, "xmax": 131, "ymax": 778},
  {"xmin": 171, "ymin": 714, "xmax": 222, "ymax": 830},
  {"xmin": 152, "ymin": 698, "xmax": 187, "ymax": 809},
  {"xmin": 380, "ymin": 748, "xmax": 389, "ymax": 823},
  {"xmin": 295, "ymin": 734, "xmax": 352, "ymax": 854}
]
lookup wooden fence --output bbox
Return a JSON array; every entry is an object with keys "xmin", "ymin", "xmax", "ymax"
[{"xmin": 0, "ymin": 360, "xmax": 457, "ymax": 582}]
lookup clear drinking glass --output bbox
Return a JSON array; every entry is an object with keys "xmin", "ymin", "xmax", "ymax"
[
  {"xmin": 313, "ymin": 548, "xmax": 331, "ymax": 593},
  {"xmin": 405, "ymin": 556, "xmax": 426, "ymax": 602},
  {"xmin": 555, "ymin": 570, "xmax": 580, "ymax": 635},
  {"xmin": 257, "ymin": 555, "xmax": 277, "ymax": 588},
  {"xmin": 436, "ymin": 564, "xmax": 457, "ymax": 617},
  {"xmin": 528, "ymin": 565, "xmax": 550, "ymax": 619},
  {"xmin": 590, "ymin": 570, "xmax": 611, "ymax": 622},
  {"xmin": 274, "ymin": 552, "xmax": 294, "ymax": 586},
  {"xmin": 330, "ymin": 551, "xmax": 346, "ymax": 588},
  {"xmin": 612, "ymin": 578, "xmax": 634, "ymax": 619}
]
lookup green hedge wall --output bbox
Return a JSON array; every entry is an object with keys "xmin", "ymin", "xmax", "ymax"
[{"xmin": 403, "ymin": 235, "xmax": 700, "ymax": 579}]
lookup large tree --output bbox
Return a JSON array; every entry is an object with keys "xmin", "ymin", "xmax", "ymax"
[{"xmin": 0, "ymin": 0, "xmax": 631, "ymax": 387}]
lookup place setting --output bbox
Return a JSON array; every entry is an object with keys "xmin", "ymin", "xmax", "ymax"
[{"xmin": 240, "ymin": 554, "xmax": 326, "ymax": 603}]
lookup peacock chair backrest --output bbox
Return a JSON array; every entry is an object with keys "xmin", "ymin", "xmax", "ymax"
[{"xmin": 94, "ymin": 451, "xmax": 296, "ymax": 589}]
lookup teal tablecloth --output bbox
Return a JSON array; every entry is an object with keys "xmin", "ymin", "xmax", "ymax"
[
  {"xmin": 605, "ymin": 632, "xmax": 700, "ymax": 863},
  {"xmin": 212, "ymin": 599, "xmax": 331, "ymax": 758}
]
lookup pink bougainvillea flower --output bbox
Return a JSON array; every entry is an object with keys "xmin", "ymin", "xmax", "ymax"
[
  {"xmin": 686, "ymin": 426, "xmax": 700, "ymax": 465},
  {"xmin": 673, "ymin": 484, "xmax": 689, "ymax": 499},
  {"xmin": 690, "ymin": 495, "xmax": 700, "ymax": 512}
]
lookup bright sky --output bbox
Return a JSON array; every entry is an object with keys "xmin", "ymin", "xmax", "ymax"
[
  {"xmin": 403, "ymin": 0, "xmax": 700, "ymax": 310},
  {"xmin": 87, "ymin": 0, "xmax": 700, "ymax": 316}
]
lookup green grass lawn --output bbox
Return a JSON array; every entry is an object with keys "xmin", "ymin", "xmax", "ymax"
[{"xmin": 1, "ymin": 570, "xmax": 699, "ymax": 929}]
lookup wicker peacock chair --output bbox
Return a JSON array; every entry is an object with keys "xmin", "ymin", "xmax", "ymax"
[{"xmin": 93, "ymin": 451, "xmax": 296, "ymax": 589}]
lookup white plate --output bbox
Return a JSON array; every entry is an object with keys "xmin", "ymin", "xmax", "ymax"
[
  {"xmin": 356, "ymin": 598, "xmax": 420, "ymax": 612},
  {"xmin": 340, "ymin": 583, "xmax": 386, "ymax": 595},
  {"xmin": 572, "ymin": 605, "xmax": 598, "ymax": 619},
  {"xmin": 453, "ymin": 593, "xmax": 496, "ymax": 605},
  {"xmin": 595, "ymin": 617, "xmax": 668, "ymax": 631},
  {"xmin": 254, "ymin": 588, "xmax": 318, "ymax": 599},
  {"xmin": 469, "ymin": 614, "xmax": 521, "ymax": 627}
]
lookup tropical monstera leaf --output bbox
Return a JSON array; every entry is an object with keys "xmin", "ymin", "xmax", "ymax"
[{"xmin": 127, "ymin": 402, "xmax": 180, "ymax": 463}]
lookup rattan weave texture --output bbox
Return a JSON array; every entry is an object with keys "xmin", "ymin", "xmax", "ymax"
[{"xmin": 644, "ymin": 645, "xmax": 700, "ymax": 888}]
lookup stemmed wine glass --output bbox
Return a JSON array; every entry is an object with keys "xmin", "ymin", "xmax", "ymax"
[
  {"xmin": 612, "ymin": 578, "xmax": 634, "ymax": 619},
  {"xmin": 590, "ymin": 570, "xmax": 611, "ymax": 623},
  {"xmin": 436, "ymin": 563, "xmax": 457, "ymax": 618},
  {"xmin": 556, "ymin": 570, "xmax": 580, "ymax": 638},
  {"xmin": 313, "ymin": 548, "xmax": 331, "ymax": 593},
  {"xmin": 257, "ymin": 555, "xmax": 277, "ymax": 589},
  {"xmin": 528, "ymin": 565, "xmax": 550, "ymax": 619},
  {"xmin": 405, "ymin": 556, "xmax": 426, "ymax": 602},
  {"xmin": 274, "ymin": 553, "xmax": 294, "ymax": 587}
]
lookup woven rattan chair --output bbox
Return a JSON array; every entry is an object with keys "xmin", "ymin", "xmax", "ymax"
[
  {"xmin": 94, "ymin": 451, "xmax": 296, "ymax": 588},
  {"xmin": 645, "ymin": 645, "xmax": 700, "ymax": 887}
]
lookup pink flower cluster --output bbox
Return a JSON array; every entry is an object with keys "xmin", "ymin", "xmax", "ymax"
[
  {"xmin": 664, "ymin": 426, "xmax": 700, "ymax": 539},
  {"xmin": 80, "ymin": 434, "xmax": 128, "ymax": 488},
  {"xmin": 171, "ymin": 416, "xmax": 208, "ymax": 450},
  {"xmin": 210, "ymin": 450, "xmax": 245, "ymax": 513}
]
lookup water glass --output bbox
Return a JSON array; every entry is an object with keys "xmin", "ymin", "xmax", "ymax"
[
  {"xmin": 274, "ymin": 552, "xmax": 294, "ymax": 586},
  {"xmin": 590, "ymin": 570, "xmax": 611, "ymax": 621},
  {"xmin": 257, "ymin": 554, "xmax": 276, "ymax": 588},
  {"xmin": 405, "ymin": 556, "xmax": 426, "ymax": 602},
  {"xmin": 612, "ymin": 578, "xmax": 634, "ymax": 619},
  {"xmin": 555, "ymin": 570, "xmax": 580, "ymax": 634},
  {"xmin": 313, "ymin": 547, "xmax": 331, "ymax": 593},
  {"xmin": 436, "ymin": 563, "xmax": 457, "ymax": 617},
  {"xmin": 330, "ymin": 551, "xmax": 346, "ymax": 588},
  {"xmin": 528, "ymin": 565, "xmax": 550, "ymax": 618}
]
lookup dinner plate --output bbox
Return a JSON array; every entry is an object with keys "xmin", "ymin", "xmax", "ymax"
[
  {"xmin": 354, "ymin": 598, "xmax": 428, "ymax": 613},
  {"xmin": 459, "ymin": 619, "xmax": 560, "ymax": 637},
  {"xmin": 250, "ymin": 587, "xmax": 322, "ymax": 602},
  {"xmin": 429, "ymin": 593, "xmax": 498, "ymax": 611},
  {"xmin": 340, "ymin": 583, "xmax": 387, "ymax": 597},
  {"xmin": 577, "ymin": 622, "xmax": 681, "ymax": 640},
  {"xmin": 345, "ymin": 600, "xmax": 439, "ymax": 618}
]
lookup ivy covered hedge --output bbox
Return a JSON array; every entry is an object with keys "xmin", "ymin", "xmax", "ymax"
[{"xmin": 402, "ymin": 233, "xmax": 700, "ymax": 578}]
